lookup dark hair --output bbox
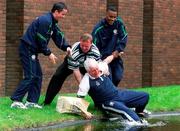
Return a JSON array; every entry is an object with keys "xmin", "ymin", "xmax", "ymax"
[
  {"xmin": 51, "ymin": 2, "xmax": 67, "ymax": 13},
  {"xmin": 107, "ymin": 6, "xmax": 117, "ymax": 12}
]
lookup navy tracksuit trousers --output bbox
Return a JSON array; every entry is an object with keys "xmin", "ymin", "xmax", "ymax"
[
  {"xmin": 101, "ymin": 90, "xmax": 149, "ymax": 122},
  {"xmin": 11, "ymin": 41, "xmax": 42, "ymax": 103},
  {"xmin": 108, "ymin": 57, "xmax": 124, "ymax": 86}
]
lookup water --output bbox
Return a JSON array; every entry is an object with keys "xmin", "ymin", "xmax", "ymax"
[
  {"xmin": 43, "ymin": 115, "xmax": 180, "ymax": 131},
  {"xmin": 25, "ymin": 115, "xmax": 180, "ymax": 131}
]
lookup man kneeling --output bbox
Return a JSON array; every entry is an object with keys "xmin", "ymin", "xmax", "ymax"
[{"xmin": 77, "ymin": 58, "xmax": 149, "ymax": 124}]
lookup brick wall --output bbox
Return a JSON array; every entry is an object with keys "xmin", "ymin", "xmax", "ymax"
[
  {"xmin": 0, "ymin": 0, "xmax": 6, "ymax": 96},
  {"xmin": 142, "ymin": 0, "xmax": 154, "ymax": 87},
  {"xmin": 152, "ymin": 0, "xmax": 180, "ymax": 86},
  {"xmin": 0, "ymin": 0, "xmax": 179, "ymax": 96},
  {"xmin": 5, "ymin": 0, "xmax": 24, "ymax": 95},
  {"xmin": 117, "ymin": 1, "xmax": 144, "ymax": 88}
]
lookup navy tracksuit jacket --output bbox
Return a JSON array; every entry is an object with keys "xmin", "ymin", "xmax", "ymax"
[
  {"xmin": 11, "ymin": 12, "xmax": 70, "ymax": 103},
  {"xmin": 92, "ymin": 17, "xmax": 128, "ymax": 86},
  {"xmin": 88, "ymin": 75, "xmax": 149, "ymax": 122}
]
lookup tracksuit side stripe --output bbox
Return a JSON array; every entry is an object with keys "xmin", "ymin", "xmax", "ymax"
[{"xmin": 102, "ymin": 104, "xmax": 135, "ymax": 122}]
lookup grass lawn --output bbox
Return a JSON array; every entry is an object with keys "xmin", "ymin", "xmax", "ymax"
[{"xmin": 0, "ymin": 85, "xmax": 180, "ymax": 130}]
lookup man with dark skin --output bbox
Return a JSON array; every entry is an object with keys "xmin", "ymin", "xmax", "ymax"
[{"xmin": 92, "ymin": 6, "xmax": 128, "ymax": 86}]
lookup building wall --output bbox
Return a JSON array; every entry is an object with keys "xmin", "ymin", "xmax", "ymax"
[
  {"xmin": 5, "ymin": 0, "xmax": 24, "ymax": 95},
  {"xmin": 0, "ymin": 0, "xmax": 179, "ymax": 96},
  {"xmin": 152, "ymin": 0, "xmax": 180, "ymax": 86},
  {"xmin": 117, "ymin": 1, "xmax": 144, "ymax": 88},
  {"xmin": 0, "ymin": 0, "xmax": 6, "ymax": 96}
]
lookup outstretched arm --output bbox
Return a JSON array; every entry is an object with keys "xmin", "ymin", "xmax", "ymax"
[
  {"xmin": 76, "ymin": 74, "xmax": 93, "ymax": 119},
  {"xmin": 73, "ymin": 69, "xmax": 83, "ymax": 84},
  {"xmin": 80, "ymin": 109, "xmax": 93, "ymax": 119},
  {"xmin": 77, "ymin": 73, "xmax": 90, "ymax": 97}
]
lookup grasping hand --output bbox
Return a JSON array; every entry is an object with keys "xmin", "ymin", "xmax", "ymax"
[
  {"xmin": 83, "ymin": 112, "xmax": 94, "ymax": 119},
  {"xmin": 66, "ymin": 47, "xmax": 72, "ymax": 56},
  {"xmin": 112, "ymin": 51, "xmax": 124, "ymax": 58},
  {"xmin": 119, "ymin": 51, "xmax": 124, "ymax": 57},
  {"xmin": 48, "ymin": 53, "xmax": 58, "ymax": 64}
]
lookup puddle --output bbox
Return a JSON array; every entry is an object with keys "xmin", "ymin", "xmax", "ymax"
[{"xmin": 22, "ymin": 114, "xmax": 180, "ymax": 131}]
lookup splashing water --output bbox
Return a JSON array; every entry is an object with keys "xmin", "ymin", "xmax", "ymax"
[{"xmin": 116, "ymin": 118, "xmax": 166, "ymax": 128}]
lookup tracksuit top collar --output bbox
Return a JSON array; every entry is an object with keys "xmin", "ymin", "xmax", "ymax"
[{"xmin": 50, "ymin": 12, "xmax": 58, "ymax": 24}]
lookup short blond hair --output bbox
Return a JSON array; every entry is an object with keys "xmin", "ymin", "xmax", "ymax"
[{"xmin": 80, "ymin": 33, "xmax": 92, "ymax": 42}]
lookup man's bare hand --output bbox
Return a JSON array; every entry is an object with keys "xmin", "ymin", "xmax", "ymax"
[
  {"xmin": 112, "ymin": 50, "xmax": 119, "ymax": 58},
  {"xmin": 48, "ymin": 53, "xmax": 58, "ymax": 64},
  {"xmin": 119, "ymin": 51, "xmax": 124, "ymax": 57},
  {"xmin": 112, "ymin": 51, "xmax": 124, "ymax": 58},
  {"xmin": 66, "ymin": 47, "xmax": 72, "ymax": 56},
  {"xmin": 82, "ymin": 112, "xmax": 93, "ymax": 119}
]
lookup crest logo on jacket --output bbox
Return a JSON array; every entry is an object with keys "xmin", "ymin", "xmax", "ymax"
[
  {"xmin": 113, "ymin": 29, "xmax": 118, "ymax": 35},
  {"xmin": 31, "ymin": 55, "xmax": 36, "ymax": 60},
  {"xmin": 109, "ymin": 101, "xmax": 114, "ymax": 106},
  {"xmin": 96, "ymin": 81, "xmax": 100, "ymax": 86},
  {"xmin": 51, "ymin": 31, "xmax": 53, "ymax": 35}
]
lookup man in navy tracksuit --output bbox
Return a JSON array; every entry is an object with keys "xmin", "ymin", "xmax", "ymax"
[
  {"xmin": 77, "ymin": 58, "xmax": 149, "ymax": 124},
  {"xmin": 92, "ymin": 6, "xmax": 128, "ymax": 86},
  {"xmin": 10, "ymin": 2, "xmax": 71, "ymax": 109}
]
